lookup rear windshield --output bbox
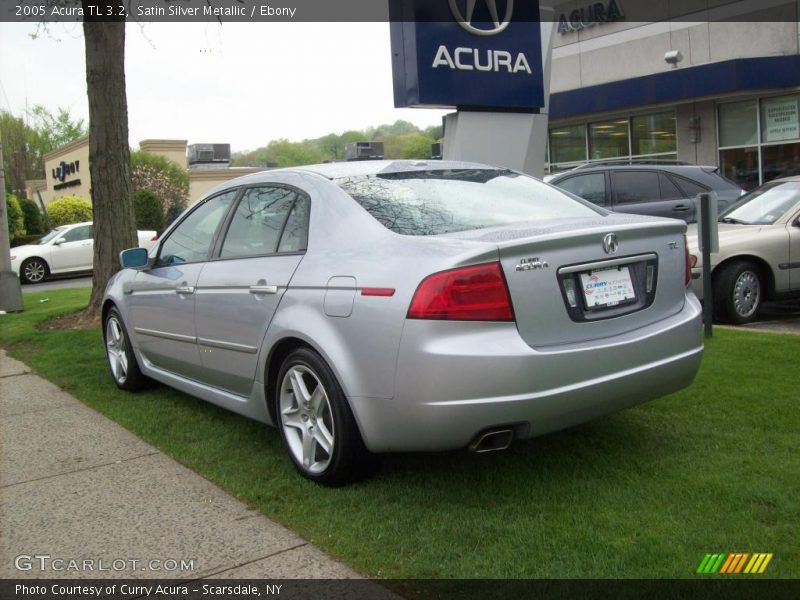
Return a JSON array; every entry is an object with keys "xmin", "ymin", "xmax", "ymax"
[{"xmin": 336, "ymin": 169, "xmax": 602, "ymax": 235}]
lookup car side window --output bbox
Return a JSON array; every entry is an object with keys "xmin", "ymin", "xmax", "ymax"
[
  {"xmin": 61, "ymin": 225, "xmax": 92, "ymax": 243},
  {"xmin": 158, "ymin": 190, "xmax": 237, "ymax": 266},
  {"xmin": 671, "ymin": 175, "xmax": 709, "ymax": 197},
  {"xmin": 659, "ymin": 173, "xmax": 685, "ymax": 201},
  {"xmin": 556, "ymin": 173, "xmax": 607, "ymax": 206},
  {"xmin": 220, "ymin": 187, "xmax": 299, "ymax": 258},
  {"xmin": 612, "ymin": 171, "xmax": 659, "ymax": 204},
  {"xmin": 277, "ymin": 196, "xmax": 309, "ymax": 253}
]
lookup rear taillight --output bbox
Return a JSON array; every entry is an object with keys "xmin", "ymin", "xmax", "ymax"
[
  {"xmin": 684, "ymin": 236, "xmax": 692, "ymax": 286},
  {"xmin": 150, "ymin": 234, "xmax": 159, "ymax": 242},
  {"xmin": 407, "ymin": 262, "xmax": 515, "ymax": 321}
]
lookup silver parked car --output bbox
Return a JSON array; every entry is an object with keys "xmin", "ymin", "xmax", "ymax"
[
  {"xmin": 103, "ymin": 161, "xmax": 703, "ymax": 485},
  {"xmin": 687, "ymin": 176, "xmax": 800, "ymax": 324}
]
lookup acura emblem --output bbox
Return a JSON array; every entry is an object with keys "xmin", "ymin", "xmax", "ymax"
[
  {"xmin": 602, "ymin": 233, "xmax": 618, "ymax": 255},
  {"xmin": 449, "ymin": 0, "xmax": 513, "ymax": 36}
]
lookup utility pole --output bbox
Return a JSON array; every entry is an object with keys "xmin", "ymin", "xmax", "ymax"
[{"xmin": 0, "ymin": 136, "xmax": 25, "ymax": 313}]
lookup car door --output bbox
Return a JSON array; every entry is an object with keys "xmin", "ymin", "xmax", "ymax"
[
  {"xmin": 790, "ymin": 207, "xmax": 800, "ymax": 291},
  {"xmin": 125, "ymin": 190, "xmax": 239, "ymax": 379},
  {"xmin": 610, "ymin": 170, "xmax": 697, "ymax": 221},
  {"xmin": 552, "ymin": 172, "xmax": 609, "ymax": 208},
  {"xmin": 193, "ymin": 185, "xmax": 309, "ymax": 395},
  {"xmin": 49, "ymin": 224, "xmax": 93, "ymax": 272}
]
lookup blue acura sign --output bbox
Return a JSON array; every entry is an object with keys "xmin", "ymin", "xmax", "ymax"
[{"xmin": 390, "ymin": 0, "xmax": 544, "ymax": 110}]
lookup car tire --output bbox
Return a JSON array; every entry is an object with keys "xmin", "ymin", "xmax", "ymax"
[
  {"xmin": 20, "ymin": 257, "xmax": 49, "ymax": 284},
  {"xmin": 104, "ymin": 307, "xmax": 148, "ymax": 391},
  {"xmin": 713, "ymin": 260, "xmax": 763, "ymax": 324},
  {"xmin": 275, "ymin": 347, "xmax": 378, "ymax": 486}
]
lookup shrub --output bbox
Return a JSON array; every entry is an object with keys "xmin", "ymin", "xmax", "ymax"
[
  {"xmin": 47, "ymin": 196, "xmax": 92, "ymax": 227},
  {"xmin": 18, "ymin": 197, "xmax": 45, "ymax": 235},
  {"xmin": 130, "ymin": 150, "xmax": 189, "ymax": 222},
  {"xmin": 11, "ymin": 234, "xmax": 44, "ymax": 247},
  {"xmin": 133, "ymin": 189, "xmax": 165, "ymax": 233},
  {"xmin": 5, "ymin": 194, "xmax": 26, "ymax": 240}
]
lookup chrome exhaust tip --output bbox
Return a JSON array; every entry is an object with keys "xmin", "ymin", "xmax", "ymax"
[{"xmin": 469, "ymin": 429, "xmax": 514, "ymax": 453}]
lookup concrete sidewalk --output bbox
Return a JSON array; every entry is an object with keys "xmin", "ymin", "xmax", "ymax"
[{"xmin": 0, "ymin": 349, "xmax": 371, "ymax": 582}]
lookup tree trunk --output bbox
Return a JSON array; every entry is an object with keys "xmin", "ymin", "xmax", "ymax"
[{"xmin": 82, "ymin": 5, "xmax": 135, "ymax": 317}]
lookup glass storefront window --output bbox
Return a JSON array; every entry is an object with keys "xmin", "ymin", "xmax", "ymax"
[
  {"xmin": 589, "ymin": 119, "xmax": 629, "ymax": 160},
  {"xmin": 549, "ymin": 124, "xmax": 586, "ymax": 164},
  {"xmin": 719, "ymin": 100, "xmax": 758, "ymax": 148},
  {"xmin": 719, "ymin": 95, "xmax": 800, "ymax": 188},
  {"xmin": 631, "ymin": 112, "xmax": 676, "ymax": 155},
  {"xmin": 762, "ymin": 142, "xmax": 800, "ymax": 182},
  {"xmin": 760, "ymin": 95, "xmax": 800, "ymax": 143},
  {"xmin": 720, "ymin": 147, "xmax": 760, "ymax": 191}
]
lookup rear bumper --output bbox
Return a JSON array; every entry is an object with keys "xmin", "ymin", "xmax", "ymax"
[{"xmin": 350, "ymin": 293, "xmax": 703, "ymax": 452}]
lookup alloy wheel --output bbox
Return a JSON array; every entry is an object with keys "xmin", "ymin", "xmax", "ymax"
[
  {"xmin": 732, "ymin": 270, "xmax": 760, "ymax": 319},
  {"xmin": 24, "ymin": 260, "xmax": 46, "ymax": 283},
  {"xmin": 105, "ymin": 316, "xmax": 129, "ymax": 385},
  {"xmin": 279, "ymin": 365, "xmax": 335, "ymax": 474}
]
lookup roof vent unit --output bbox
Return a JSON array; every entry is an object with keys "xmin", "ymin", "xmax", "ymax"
[
  {"xmin": 188, "ymin": 143, "xmax": 231, "ymax": 168},
  {"xmin": 345, "ymin": 142, "xmax": 384, "ymax": 161}
]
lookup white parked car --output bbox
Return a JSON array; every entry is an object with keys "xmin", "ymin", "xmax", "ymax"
[{"xmin": 10, "ymin": 221, "xmax": 156, "ymax": 284}]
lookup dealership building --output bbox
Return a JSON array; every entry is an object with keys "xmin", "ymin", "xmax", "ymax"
[
  {"xmin": 25, "ymin": 138, "xmax": 263, "ymax": 208},
  {"xmin": 546, "ymin": 1, "xmax": 800, "ymax": 189}
]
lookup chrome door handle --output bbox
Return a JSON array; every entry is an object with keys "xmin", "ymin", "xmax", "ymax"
[
  {"xmin": 249, "ymin": 285, "xmax": 278, "ymax": 294},
  {"xmin": 176, "ymin": 286, "xmax": 195, "ymax": 294}
]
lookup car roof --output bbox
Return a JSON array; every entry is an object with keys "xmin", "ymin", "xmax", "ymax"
[
  {"xmin": 243, "ymin": 160, "xmax": 500, "ymax": 183},
  {"xmin": 772, "ymin": 175, "xmax": 800, "ymax": 183},
  {"xmin": 550, "ymin": 164, "xmax": 719, "ymax": 177}
]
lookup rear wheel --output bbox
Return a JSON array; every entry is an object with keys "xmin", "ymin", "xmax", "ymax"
[
  {"xmin": 20, "ymin": 257, "xmax": 49, "ymax": 284},
  {"xmin": 275, "ymin": 348, "xmax": 377, "ymax": 486},
  {"xmin": 104, "ymin": 307, "xmax": 147, "ymax": 391},
  {"xmin": 713, "ymin": 260, "xmax": 763, "ymax": 324}
]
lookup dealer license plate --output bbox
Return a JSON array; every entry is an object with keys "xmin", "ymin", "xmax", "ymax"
[{"xmin": 580, "ymin": 266, "xmax": 636, "ymax": 309}]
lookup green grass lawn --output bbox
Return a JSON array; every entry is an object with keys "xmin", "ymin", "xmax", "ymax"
[{"xmin": 1, "ymin": 288, "xmax": 798, "ymax": 579}]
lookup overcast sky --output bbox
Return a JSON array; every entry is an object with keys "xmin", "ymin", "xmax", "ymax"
[{"xmin": 0, "ymin": 22, "xmax": 448, "ymax": 153}]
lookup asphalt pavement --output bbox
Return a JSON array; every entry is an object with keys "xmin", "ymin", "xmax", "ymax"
[
  {"xmin": 21, "ymin": 275, "xmax": 92, "ymax": 294},
  {"xmin": 0, "ymin": 349, "xmax": 393, "ymax": 587}
]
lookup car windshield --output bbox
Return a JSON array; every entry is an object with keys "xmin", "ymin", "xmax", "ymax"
[
  {"xmin": 336, "ymin": 169, "xmax": 603, "ymax": 236},
  {"xmin": 37, "ymin": 228, "xmax": 66, "ymax": 244},
  {"xmin": 719, "ymin": 181, "xmax": 800, "ymax": 225}
]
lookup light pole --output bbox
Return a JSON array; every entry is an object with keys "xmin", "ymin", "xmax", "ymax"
[{"xmin": 0, "ymin": 136, "xmax": 25, "ymax": 313}]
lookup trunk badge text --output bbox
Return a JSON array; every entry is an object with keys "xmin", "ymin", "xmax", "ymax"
[
  {"xmin": 602, "ymin": 233, "xmax": 618, "ymax": 255},
  {"xmin": 515, "ymin": 257, "xmax": 549, "ymax": 271}
]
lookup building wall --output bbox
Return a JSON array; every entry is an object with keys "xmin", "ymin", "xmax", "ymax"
[
  {"xmin": 37, "ymin": 136, "xmax": 91, "ymax": 205},
  {"xmin": 188, "ymin": 167, "xmax": 265, "ymax": 204},
  {"xmin": 26, "ymin": 138, "xmax": 267, "ymax": 211},
  {"xmin": 551, "ymin": 4, "xmax": 800, "ymax": 93}
]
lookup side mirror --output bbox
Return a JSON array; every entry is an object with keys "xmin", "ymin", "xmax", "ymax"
[
  {"xmin": 53, "ymin": 238, "xmax": 65, "ymax": 245},
  {"xmin": 119, "ymin": 247, "xmax": 149, "ymax": 270}
]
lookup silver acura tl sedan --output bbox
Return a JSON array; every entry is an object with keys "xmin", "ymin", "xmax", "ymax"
[{"xmin": 103, "ymin": 160, "xmax": 703, "ymax": 485}]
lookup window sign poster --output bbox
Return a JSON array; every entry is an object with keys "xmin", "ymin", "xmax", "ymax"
[{"xmin": 763, "ymin": 97, "xmax": 799, "ymax": 142}]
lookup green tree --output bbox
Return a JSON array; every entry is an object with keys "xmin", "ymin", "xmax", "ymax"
[
  {"xmin": 260, "ymin": 139, "xmax": 327, "ymax": 167},
  {"xmin": 0, "ymin": 107, "xmax": 88, "ymax": 196},
  {"xmin": 379, "ymin": 133, "xmax": 436, "ymax": 159},
  {"xmin": 47, "ymin": 196, "xmax": 93, "ymax": 227},
  {"xmin": 132, "ymin": 189, "xmax": 165, "ymax": 233},
  {"xmin": 29, "ymin": 106, "xmax": 88, "ymax": 152},
  {"xmin": 5, "ymin": 194, "xmax": 26, "ymax": 241},
  {"xmin": 18, "ymin": 197, "xmax": 45, "ymax": 235}
]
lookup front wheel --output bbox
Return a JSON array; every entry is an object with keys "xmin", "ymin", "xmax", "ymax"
[
  {"xmin": 713, "ymin": 261, "xmax": 763, "ymax": 324},
  {"xmin": 104, "ymin": 307, "xmax": 148, "ymax": 391},
  {"xmin": 275, "ymin": 348, "xmax": 377, "ymax": 486},
  {"xmin": 20, "ymin": 257, "xmax": 49, "ymax": 284}
]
